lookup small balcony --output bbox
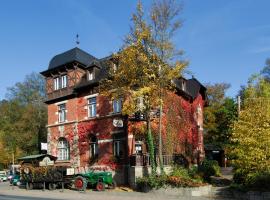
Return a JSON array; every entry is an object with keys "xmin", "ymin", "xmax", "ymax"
[{"xmin": 46, "ymin": 87, "xmax": 74, "ymax": 102}]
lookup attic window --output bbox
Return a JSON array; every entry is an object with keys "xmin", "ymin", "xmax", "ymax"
[
  {"xmin": 54, "ymin": 75, "xmax": 67, "ymax": 90},
  {"xmin": 181, "ymin": 81, "xmax": 186, "ymax": 91},
  {"xmin": 88, "ymin": 70, "xmax": 94, "ymax": 81}
]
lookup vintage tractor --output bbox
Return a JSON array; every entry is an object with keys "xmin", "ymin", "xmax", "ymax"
[{"xmin": 73, "ymin": 170, "xmax": 116, "ymax": 191}]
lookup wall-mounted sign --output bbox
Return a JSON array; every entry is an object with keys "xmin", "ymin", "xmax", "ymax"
[
  {"xmin": 66, "ymin": 168, "xmax": 75, "ymax": 175},
  {"xmin": 41, "ymin": 143, "xmax": 48, "ymax": 150},
  {"xmin": 113, "ymin": 119, "xmax": 123, "ymax": 127}
]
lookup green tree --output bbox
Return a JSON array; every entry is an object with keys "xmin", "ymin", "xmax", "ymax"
[
  {"xmin": 0, "ymin": 72, "xmax": 47, "ymax": 165},
  {"xmin": 261, "ymin": 58, "xmax": 270, "ymax": 82},
  {"xmin": 102, "ymin": 1, "xmax": 186, "ymax": 174},
  {"xmin": 204, "ymin": 83, "xmax": 237, "ymax": 148},
  {"xmin": 0, "ymin": 100, "xmax": 24, "ymax": 165}
]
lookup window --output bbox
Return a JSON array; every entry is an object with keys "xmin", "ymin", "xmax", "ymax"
[
  {"xmin": 61, "ymin": 75, "xmax": 67, "ymax": 88},
  {"xmin": 88, "ymin": 70, "xmax": 94, "ymax": 81},
  {"xmin": 89, "ymin": 135, "xmax": 98, "ymax": 159},
  {"xmin": 54, "ymin": 75, "xmax": 68, "ymax": 90},
  {"xmin": 54, "ymin": 77, "xmax": 59, "ymax": 90},
  {"xmin": 181, "ymin": 81, "xmax": 186, "ymax": 91},
  {"xmin": 88, "ymin": 97, "xmax": 97, "ymax": 118},
  {"xmin": 113, "ymin": 99, "xmax": 122, "ymax": 113},
  {"xmin": 114, "ymin": 140, "xmax": 121, "ymax": 157},
  {"xmin": 57, "ymin": 138, "xmax": 69, "ymax": 161},
  {"xmin": 58, "ymin": 104, "xmax": 66, "ymax": 123},
  {"xmin": 113, "ymin": 133, "xmax": 125, "ymax": 158}
]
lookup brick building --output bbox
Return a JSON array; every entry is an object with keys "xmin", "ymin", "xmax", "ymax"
[{"xmin": 40, "ymin": 47, "xmax": 206, "ymax": 185}]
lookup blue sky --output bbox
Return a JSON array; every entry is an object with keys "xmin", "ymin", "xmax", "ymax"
[{"xmin": 0, "ymin": 0, "xmax": 270, "ymax": 100}]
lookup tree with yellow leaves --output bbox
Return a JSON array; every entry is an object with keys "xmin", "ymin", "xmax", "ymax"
[
  {"xmin": 230, "ymin": 75, "xmax": 270, "ymax": 183},
  {"xmin": 102, "ymin": 1, "xmax": 186, "ymax": 174}
]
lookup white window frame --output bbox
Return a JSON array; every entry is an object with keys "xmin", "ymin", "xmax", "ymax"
[
  {"xmin": 181, "ymin": 81, "xmax": 186, "ymax": 91},
  {"xmin": 54, "ymin": 75, "xmax": 68, "ymax": 90},
  {"xmin": 58, "ymin": 103, "xmax": 66, "ymax": 123},
  {"xmin": 88, "ymin": 70, "xmax": 94, "ymax": 81},
  {"xmin": 88, "ymin": 97, "xmax": 97, "ymax": 118},
  {"xmin": 61, "ymin": 75, "xmax": 67, "ymax": 88},
  {"xmin": 54, "ymin": 77, "xmax": 59, "ymax": 90},
  {"xmin": 57, "ymin": 138, "xmax": 69, "ymax": 161},
  {"xmin": 113, "ymin": 99, "xmax": 122, "ymax": 113}
]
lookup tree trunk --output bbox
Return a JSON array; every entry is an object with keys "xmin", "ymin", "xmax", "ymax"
[{"xmin": 158, "ymin": 103, "xmax": 164, "ymax": 174}]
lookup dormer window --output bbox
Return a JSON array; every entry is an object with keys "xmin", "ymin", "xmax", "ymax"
[
  {"xmin": 88, "ymin": 70, "xmax": 94, "ymax": 81},
  {"xmin": 181, "ymin": 81, "xmax": 186, "ymax": 91}
]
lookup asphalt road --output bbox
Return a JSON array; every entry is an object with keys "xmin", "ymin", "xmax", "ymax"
[{"xmin": 0, "ymin": 181, "xmax": 231, "ymax": 200}]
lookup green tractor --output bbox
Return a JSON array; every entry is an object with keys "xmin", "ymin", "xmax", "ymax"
[{"xmin": 73, "ymin": 171, "xmax": 116, "ymax": 191}]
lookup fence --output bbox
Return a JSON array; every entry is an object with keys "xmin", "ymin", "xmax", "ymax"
[{"xmin": 130, "ymin": 154, "xmax": 176, "ymax": 166}]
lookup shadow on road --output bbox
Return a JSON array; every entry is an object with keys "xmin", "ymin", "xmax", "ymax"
[{"xmin": 0, "ymin": 194, "xmax": 63, "ymax": 200}]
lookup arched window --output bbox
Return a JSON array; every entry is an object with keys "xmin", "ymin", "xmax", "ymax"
[
  {"xmin": 57, "ymin": 138, "xmax": 69, "ymax": 161},
  {"xmin": 89, "ymin": 135, "xmax": 98, "ymax": 159}
]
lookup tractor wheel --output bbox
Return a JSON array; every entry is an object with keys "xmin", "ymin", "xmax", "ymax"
[
  {"xmin": 96, "ymin": 182, "xmax": 105, "ymax": 191},
  {"xmin": 108, "ymin": 180, "xmax": 117, "ymax": 189},
  {"xmin": 74, "ymin": 176, "xmax": 87, "ymax": 191},
  {"xmin": 26, "ymin": 182, "xmax": 33, "ymax": 190},
  {"xmin": 48, "ymin": 183, "xmax": 56, "ymax": 190}
]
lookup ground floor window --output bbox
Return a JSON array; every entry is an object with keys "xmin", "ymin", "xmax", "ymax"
[
  {"xmin": 57, "ymin": 138, "xmax": 69, "ymax": 161},
  {"xmin": 90, "ymin": 135, "xmax": 98, "ymax": 160},
  {"xmin": 113, "ymin": 132, "xmax": 125, "ymax": 159}
]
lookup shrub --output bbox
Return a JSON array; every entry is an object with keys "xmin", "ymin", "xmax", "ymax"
[
  {"xmin": 199, "ymin": 159, "xmax": 221, "ymax": 181},
  {"xmin": 245, "ymin": 171, "xmax": 270, "ymax": 191},
  {"xmin": 232, "ymin": 170, "xmax": 270, "ymax": 192},
  {"xmin": 233, "ymin": 168, "xmax": 247, "ymax": 184},
  {"xmin": 136, "ymin": 175, "xmax": 167, "ymax": 191},
  {"xmin": 167, "ymin": 176, "xmax": 204, "ymax": 187},
  {"xmin": 170, "ymin": 166, "xmax": 190, "ymax": 179},
  {"xmin": 136, "ymin": 165, "xmax": 207, "ymax": 192}
]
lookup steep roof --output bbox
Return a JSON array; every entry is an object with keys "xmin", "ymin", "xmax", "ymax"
[
  {"xmin": 174, "ymin": 77, "xmax": 206, "ymax": 101},
  {"xmin": 48, "ymin": 47, "xmax": 97, "ymax": 70}
]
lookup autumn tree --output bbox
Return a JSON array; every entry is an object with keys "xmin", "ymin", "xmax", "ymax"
[
  {"xmin": 150, "ymin": 0, "xmax": 185, "ymax": 171},
  {"xmin": 102, "ymin": 1, "xmax": 186, "ymax": 174},
  {"xmin": 230, "ymin": 74, "xmax": 270, "ymax": 183}
]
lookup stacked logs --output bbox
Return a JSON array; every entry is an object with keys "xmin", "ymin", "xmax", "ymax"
[{"xmin": 21, "ymin": 166, "xmax": 63, "ymax": 183}]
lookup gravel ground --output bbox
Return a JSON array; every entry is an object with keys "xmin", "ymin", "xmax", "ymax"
[{"xmin": 0, "ymin": 182, "xmax": 232, "ymax": 200}]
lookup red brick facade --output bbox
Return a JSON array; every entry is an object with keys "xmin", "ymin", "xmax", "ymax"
[{"xmin": 41, "ymin": 48, "xmax": 206, "ymax": 174}]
